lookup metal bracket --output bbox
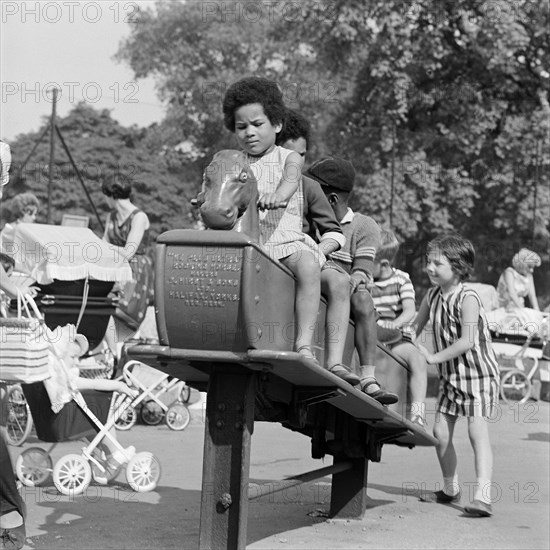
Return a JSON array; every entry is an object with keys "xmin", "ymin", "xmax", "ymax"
[{"xmin": 295, "ymin": 387, "xmax": 347, "ymax": 407}]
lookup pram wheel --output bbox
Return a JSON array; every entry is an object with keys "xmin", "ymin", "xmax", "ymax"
[
  {"xmin": 165, "ymin": 403, "xmax": 190, "ymax": 431},
  {"xmin": 180, "ymin": 384, "xmax": 191, "ymax": 403},
  {"xmin": 140, "ymin": 400, "xmax": 164, "ymax": 426},
  {"xmin": 501, "ymin": 369, "xmax": 532, "ymax": 404},
  {"xmin": 16, "ymin": 447, "xmax": 52, "ymax": 487},
  {"xmin": 114, "ymin": 393, "xmax": 138, "ymax": 431},
  {"xmin": 53, "ymin": 454, "xmax": 92, "ymax": 496},
  {"xmin": 126, "ymin": 452, "xmax": 161, "ymax": 492},
  {"xmin": 6, "ymin": 384, "xmax": 33, "ymax": 446}
]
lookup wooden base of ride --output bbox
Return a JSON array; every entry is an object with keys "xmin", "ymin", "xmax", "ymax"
[{"xmin": 128, "ymin": 230, "xmax": 436, "ymax": 550}]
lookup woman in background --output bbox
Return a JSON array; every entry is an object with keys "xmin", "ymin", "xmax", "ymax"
[
  {"xmin": 0, "ymin": 192, "xmax": 40, "ymax": 255},
  {"xmin": 497, "ymin": 248, "xmax": 541, "ymax": 312},
  {"xmin": 101, "ymin": 174, "xmax": 154, "ymax": 354},
  {"xmin": 487, "ymin": 248, "xmax": 547, "ymax": 338}
]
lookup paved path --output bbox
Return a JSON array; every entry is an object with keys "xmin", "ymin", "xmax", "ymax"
[{"xmin": 10, "ymin": 397, "xmax": 549, "ymax": 549}]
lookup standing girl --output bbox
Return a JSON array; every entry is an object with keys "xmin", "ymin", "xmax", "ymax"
[
  {"xmin": 222, "ymin": 77, "xmax": 322, "ymax": 361},
  {"xmin": 416, "ymin": 233, "xmax": 499, "ymax": 517}
]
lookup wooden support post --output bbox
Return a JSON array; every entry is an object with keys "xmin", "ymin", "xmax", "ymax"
[
  {"xmin": 329, "ymin": 456, "xmax": 369, "ymax": 519},
  {"xmin": 199, "ymin": 367, "xmax": 256, "ymax": 550},
  {"xmin": 329, "ymin": 412, "xmax": 370, "ymax": 519}
]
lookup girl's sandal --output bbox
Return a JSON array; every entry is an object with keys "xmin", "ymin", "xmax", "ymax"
[
  {"xmin": 296, "ymin": 345, "xmax": 321, "ymax": 366},
  {"xmin": 327, "ymin": 364, "xmax": 361, "ymax": 385},
  {"xmin": 359, "ymin": 378, "xmax": 399, "ymax": 405}
]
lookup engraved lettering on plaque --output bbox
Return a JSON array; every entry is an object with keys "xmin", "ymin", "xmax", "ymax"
[{"xmin": 166, "ymin": 250, "xmax": 241, "ymax": 308}]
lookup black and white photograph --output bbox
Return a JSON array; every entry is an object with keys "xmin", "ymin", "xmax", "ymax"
[{"xmin": 1, "ymin": 1, "xmax": 549, "ymax": 549}]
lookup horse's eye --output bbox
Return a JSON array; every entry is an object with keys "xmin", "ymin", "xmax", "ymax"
[{"xmin": 239, "ymin": 172, "xmax": 248, "ymax": 182}]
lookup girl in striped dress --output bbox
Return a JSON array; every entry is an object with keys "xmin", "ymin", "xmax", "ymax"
[
  {"xmin": 415, "ymin": 233, "xmax": 499, "ymax": 517},
  {"xmin": 222, "ymin": 77, "xmax": 322, "ymax": 362}
]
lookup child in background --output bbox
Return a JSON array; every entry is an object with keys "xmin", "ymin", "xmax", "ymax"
[
  {"xmin": 222, "ymin": 77, "xmax": 322, "ymax": 361},
  {"xmin": 416, "ymin": 233, "xmax": 499, "ymax": 517},
  {"xmin": 305, "ymin": 157, "xmax": 398, "ymax": 404},
  {"xmin": 370, "ymin": 230, "xmax": 427, "ymax": 425}
]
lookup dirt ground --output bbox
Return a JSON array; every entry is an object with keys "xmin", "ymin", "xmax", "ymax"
[{"xmin": 9, "ymin": 395, "xmax": 550, "ymax": 550}]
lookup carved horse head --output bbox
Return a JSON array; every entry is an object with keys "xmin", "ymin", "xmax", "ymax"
[{"xmin": 194, "ymin": 150, "xmax": 259, "ymax": 241}]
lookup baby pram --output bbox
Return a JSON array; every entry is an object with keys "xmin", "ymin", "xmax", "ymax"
[
  {"xmin": 9, "ymin": 224, "xmax": 161, "ymax": 494},
  {"xmin": 13, "ymin": 296, "xmax": 161, "ymax": 495},
  {"xmin": 465, "ymin": 283, "xmax": 550, "ymax": 404}
]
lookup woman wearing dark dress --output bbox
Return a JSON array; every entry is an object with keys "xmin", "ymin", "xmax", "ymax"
[{"xmin": 101, "ymin": 174, "xmax": 154, "ymax": 352}]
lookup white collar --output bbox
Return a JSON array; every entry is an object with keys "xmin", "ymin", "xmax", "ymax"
[{"xmin": 340, "ymin": 208, "xmax": 355, "ymax": 225}]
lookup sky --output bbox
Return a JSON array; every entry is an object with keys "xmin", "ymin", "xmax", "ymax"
[{"xmin": 1, "ymin": 0, "xmax": 167, "ymax": 142}]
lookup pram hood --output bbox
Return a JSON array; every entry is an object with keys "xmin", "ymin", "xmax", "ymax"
[{"xmin": 11, "ymin": 223, "xmax": 133, "ymax": 285}]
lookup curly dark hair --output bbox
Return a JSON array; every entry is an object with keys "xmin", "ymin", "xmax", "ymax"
[
  {"xmin": 276, "ymin": 108, "xmax": 311, "ymax": 146},
  {"xmin": 101, "ymin": 174, "xmax": 132, "ymax": 200},
  {"xmin": 427, "ymin": 233, "xmax": 475, "ymax": 281},
  {"xmin": 222, "ymin": 77, "xmax": 286, "ymax": 132}
]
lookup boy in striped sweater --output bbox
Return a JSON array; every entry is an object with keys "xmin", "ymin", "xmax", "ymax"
[
  {"xmin": 370, "ymin": 230, "xmax": 427, "ymax": 426},
  {"xmin": 305, "ymin": 157, "xmax": 398, "ymax": 404}
]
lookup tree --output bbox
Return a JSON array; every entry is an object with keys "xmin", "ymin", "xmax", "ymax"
[
  {"xmin": 116, "ymin": 0, "xmax": 549, "ymax": 300},
  {"xmin": 275, "ymin": 0, "xmax": 549, "ymax": 294},
  {"xmin": 4, "ymin": 104, "xmax": 196, "ymax": 248}
]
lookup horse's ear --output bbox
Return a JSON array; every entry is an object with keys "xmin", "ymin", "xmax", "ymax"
[{"xmin": 191, "ymin": 191, "xmax": 206, "ymax": 207}]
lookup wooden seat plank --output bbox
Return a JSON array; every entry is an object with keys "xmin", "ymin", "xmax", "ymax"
[{"xmin": 127, "ymin": 344, "xmax": 436, "ymax": 448}]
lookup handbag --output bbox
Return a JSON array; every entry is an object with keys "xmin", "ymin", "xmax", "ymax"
[{"xmin": 0, "ymin": 291, "xmax": 51, "ymax": 383}]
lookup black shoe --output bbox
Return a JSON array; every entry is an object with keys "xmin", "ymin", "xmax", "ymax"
[
  {"xmin": 464, "ymin": 499, "xmax": 492, "ymax": 517},
  {"xmin": 420, "ymin": 489, "xmax": 461, "ymax": 504},
  {"xmin": 1, "ymin": 524, "xmax": 26, "ymax": 550},
  {"xmin": 327, "ymin": 364, "xmax": 361, "ymax": 385},
  {"xmin": 360, "ymin": 379, "xmax": 399, "ymax": 405}
]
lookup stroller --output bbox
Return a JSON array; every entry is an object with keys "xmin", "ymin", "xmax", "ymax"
[
  {"xmin": 14, "ymin": 290, "xmax": 162, "ymax": 495},
  {"xmin": 114, "ymin": 341, "xmax": 191, "ymax": 431},
  {"xmin": 18, "ymin": 379, "xmax": 161, "ymax": 495},
  {"xmin": 465, "ymin": 283, "xmax": 549, "ymax": 404}
]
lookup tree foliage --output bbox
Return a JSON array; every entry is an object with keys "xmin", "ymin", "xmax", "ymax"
[
  {"xmin": 5, "ymin": 0, "xmax": 548, "ymax": 302},
  {"xmin": 3, "ymin": 104, "xmax": 196, "ymax": 250}
]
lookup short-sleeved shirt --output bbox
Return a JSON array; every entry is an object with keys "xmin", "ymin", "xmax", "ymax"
[
  {"xmin": 371, "ymin": 268, "xmax": 415, "ymax": 321},
  {"xmin": 330, "ymin": 208, "xmax": 381, "ymax": 282}
]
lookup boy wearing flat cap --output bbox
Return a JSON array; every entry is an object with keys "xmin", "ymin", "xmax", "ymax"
[{"xmin": 305, "ymin": 157, "xmax": 398, "ymax": 404}]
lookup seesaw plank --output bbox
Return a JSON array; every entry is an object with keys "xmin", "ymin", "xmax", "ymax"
[{"xmin": 126, "ymin": 344, "xmax": 436, "ymax": 448}]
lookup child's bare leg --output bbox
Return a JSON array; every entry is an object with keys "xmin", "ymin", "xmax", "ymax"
[
  {"xmin": 350, "ymin": 287, "xmax": 377, "ymax": 368},
  {"xmin": 467, "ymin": 416, "xmax": 493, "ymax": 503},
  {"xmin": 321, "ymin": 268, "xmax": 350, "ymax": 367},
  {"xmin": 393, "ymin": 342, "xmax": 427, "ymax": 419},
  {"xmin": 281, "ymin": 250, "xmax": 321, "ymax": 359},
  {"xmin": 351, "ymin": 288, "xmax": 398, "ymax": 403},
  {"xmin": 433, "ymin": 412, "xmax": 460, "ymax": 496}
]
